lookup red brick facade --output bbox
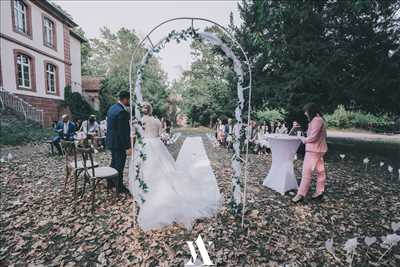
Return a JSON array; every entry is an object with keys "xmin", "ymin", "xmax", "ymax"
[
  {"xmin": 16, "ymin": 94, "xmax": 69, "ymax": 127},
  {"xmin": 63, "ymin": 24, "xmax": 71, "ymax": 86}
]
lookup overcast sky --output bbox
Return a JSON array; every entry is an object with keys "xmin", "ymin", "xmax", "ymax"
[{"xmin": 57, "ymin": 0, "xmax": 241, "ymax": 82}]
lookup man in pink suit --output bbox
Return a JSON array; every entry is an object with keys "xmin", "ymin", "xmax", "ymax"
[{"xmin": 292, "ymin": 103, "xmax": 328, "ymax": 203}]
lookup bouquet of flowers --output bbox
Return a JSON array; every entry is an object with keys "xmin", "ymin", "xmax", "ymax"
[{"xmin": 160, "ymin": 132, "xmax": 171, "ymax": 144}]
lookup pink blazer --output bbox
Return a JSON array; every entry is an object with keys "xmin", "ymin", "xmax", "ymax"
[{"xmin": 304, "ymin": 115, "xmax": 328, "ymax": 153}]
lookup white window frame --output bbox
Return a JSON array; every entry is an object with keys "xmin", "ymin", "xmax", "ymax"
[
  {"xmin": 16, "ymin": 54, "xmax": 31, "ymax": 89},
  {"xmin": 44, "ymin": 17, "xmax": 54, "ymax": 47},
  {"xmin": 46, "ymin": 64, "xmax": 56, "ymax": 93},
  {"xmin": 14, "ymin": 0, "xmax": 27, "ymax": 33}
]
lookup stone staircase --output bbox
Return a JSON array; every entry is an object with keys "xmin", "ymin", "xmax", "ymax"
[{"xmin": 0, "ymin": 88, "xmax": 44, "ymax": 126}]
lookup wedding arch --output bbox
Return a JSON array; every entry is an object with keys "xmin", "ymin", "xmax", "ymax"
[{"xmin": 128, "ymin": 17, "xmax": 252, "ymax": 225}]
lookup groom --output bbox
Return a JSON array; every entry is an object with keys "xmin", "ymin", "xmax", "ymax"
[{"xmin": 106, "ymin": 91, "xmax": 131, "ymax": 194}]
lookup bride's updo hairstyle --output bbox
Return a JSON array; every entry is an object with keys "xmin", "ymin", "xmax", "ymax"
[{"xmin": 142, "ymin": 102, "xmax": 153, "ymax": 115}]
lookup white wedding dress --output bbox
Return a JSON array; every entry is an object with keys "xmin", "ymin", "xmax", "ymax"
[{"xmin": 128, "ymin": 115, "xmax": 221, "ymax": 231}]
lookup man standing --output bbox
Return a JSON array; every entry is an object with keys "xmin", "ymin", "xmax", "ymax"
[{"xmin": 106, "ymin": 91, "xmax": 131, "ymax": 194}]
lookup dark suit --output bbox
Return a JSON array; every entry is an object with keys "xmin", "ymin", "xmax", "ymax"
[
  {"xmin": 106, "ymin": 103, "xmax": 131, "ymax": 192},
  {"xmin": 52, "ymin": 121, "xmax": 76, "ymax": 154}
]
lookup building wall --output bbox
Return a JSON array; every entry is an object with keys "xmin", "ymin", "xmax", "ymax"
[
  {"xmin": 0, "ymin": 0, "xmax": 66, "ymax": 63},
  {"xmin": 70, "ymin": 36, "xmax": 82, "ymax": 93},
  {"xmin": 62, "ymin": 24, "xmax": 71, "ymax": 88},
  {"xmin": 0, "ymin": 0, "xmax": 83, "ymax": 127},
  {"xmin": 0, "ymin": 38, "xmax": 66, "ymax": 100}
]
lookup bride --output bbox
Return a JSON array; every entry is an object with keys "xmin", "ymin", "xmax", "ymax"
[{"xmin": 128, "ymin": 102, "xmax": 221, "ymax": 231}]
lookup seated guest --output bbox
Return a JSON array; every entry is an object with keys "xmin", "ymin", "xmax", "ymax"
[
  {"xmin": 217, "ymin": 119, "xmax": 226, "ymax": 145},
  {"xmin": 225, "ymin": 118, "xmax": 234, "ymax": 149},
  {"xmin": 247, "ymin": 120, "xmax": 258, "ymax": 152},
  {"xmin": 160, "ymin": 117, "xmax": 172, "ymax": 144},
  {"xmin": 74, "ymin": 119, "xmax": 82, "ymax": 131},
  {"xmin": 161, "ymin": 117, "xmax": 166, "ymax": 131},
  {"xmin": 99, "ymin": 119, "xmax": 107, "ymax": 137},
  {"xmin": 255, "ymin": 125, "xmax": 270, "ymax": 154},
  {"xmin": 164, "ymin": 119, "xmax": 172, "ymax": 134},
  {"xmin": 80, "ymin": 115, "xmax": 100, "ymax": 136},
  {"xmin": 289, "ymin": 120, "xmax": 304, "ymax": 136},
  {"xmin": 52, "ymin": 114, "xmax": 76, "ymax": 155},
  {"xmin": 215, "ymin": 119, "xmax": 221, "ymax": 139},
  {"xmin": 261, "ymin": 122, "xmax": 269, "ymax": 135},
  {"xmin": 270, "ymin": 121, "xmax": 276, "ymax": 133},
  {"xmin": 276, "ymin": 121, "xmax": 288, "ymax": 134},
  {"xmin": 292, "ymin": 103, "xmax": 328, "ymax": 203}
]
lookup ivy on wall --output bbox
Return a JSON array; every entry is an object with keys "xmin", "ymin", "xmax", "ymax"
[{"xmin": 61, "ymin": 86, "xmax": 97, "ymax": 121}]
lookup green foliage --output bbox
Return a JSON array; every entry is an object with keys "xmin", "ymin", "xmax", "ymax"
[
  {"xmin": 73, "ymin": 27, "xmax": 92, "ymax": 76},
  {"xmin": 63, "ymin": 86, "xmax": 96, "ymax": 120},
  {"xmin": 236, "ymin": 0, "xmax": 400, "ymax": 118},
  {"xmin": 175, "ymin": 27, "xmax": 238, "ymax": 126},
  {"xmin": 84, "ymin": 27, "xmax": 169, "ymax": 119},
  {"xmin": 325, "ymin": 105, "xmax": 394, "ymax": 130},
  {"xmin": 255, "ymin": 106, "xmax": 287, "ymax": 123},
  {"xmin": 0, "ymin": 111, "xmax": 52, "ymax": 145}
]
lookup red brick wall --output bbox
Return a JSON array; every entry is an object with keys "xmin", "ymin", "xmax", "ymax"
[
  {"xmin": 16, "ymin": 94, "xmax": 68, "ymax": 127},
  {"xmin": 63, "ymin": 24, "xmax": 71, "ymax": 86}
]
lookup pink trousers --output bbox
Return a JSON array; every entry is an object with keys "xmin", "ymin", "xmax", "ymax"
[{"xmin": 298, "ymin": 152, "xmax": 326, "ymax": 197}]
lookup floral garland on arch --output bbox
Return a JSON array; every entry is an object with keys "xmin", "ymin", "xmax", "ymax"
[{"xmin": 132, "ymin": 28, "xmax": 248, "ymax": 214}]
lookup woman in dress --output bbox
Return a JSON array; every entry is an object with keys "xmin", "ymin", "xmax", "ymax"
[
  {"xmin": 129, "ymin": 103, "xmax": 221, "ymax": 230},
  {"xmin": 217, "ymin": 119, "xmax": 226, "ymax": 145},
  {"xmin": 215, "ymin": 119, "xmax": 221, "ymax": 139},
  {"xmin": 276, "ymin": 121, "xmax": 288, "ymax": 134},
  {"xmin": 225, "ymin": 118, "xmax": 234, "ymax": 149},
  {"xmin": 269, "ymin": 121, "xmax": 275, "ymax": 134},
  {"xmin": 292, "ymin": 103, "xmax": 328, "ymax": 203},
  {"xmin": 256, "ymin": 122, "xmax": 270, "ymax": 154}
]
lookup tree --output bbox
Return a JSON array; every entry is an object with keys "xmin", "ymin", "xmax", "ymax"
[
  {"xmin": 236, "ymin": 0, "xmax": 400, "ymax": 120},
  {"xmin": 173, "ymin": 26, "xmax": 240, "ymax": 126},
  {"xmin": 73, "ymin": 27, "xmax": 92, "ymax": 76},
  {"xmin": 83, "ymin": 27, "xmax": 169, "ymax": 118},
  {"xmin": 62, "ymin": 86, "xmax": 95, "ymax": 121},
  {"xmin": 175, "ymin": 42, "xmax": 236, "ymax": 125}
]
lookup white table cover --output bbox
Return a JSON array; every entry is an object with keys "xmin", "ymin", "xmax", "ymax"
[{"xmin": 263, "ymin": 135, "xmax": 301, "ymax": 194}]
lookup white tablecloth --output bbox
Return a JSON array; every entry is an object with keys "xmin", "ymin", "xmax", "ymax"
[{"xmin": 263, "ymin": 135, "xmax": 301, "ymax": 194}]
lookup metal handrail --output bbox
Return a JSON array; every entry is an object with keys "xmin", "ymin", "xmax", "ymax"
[{"xmin": 0, "ymin": 90, "xmax": 44, "ymax": 126}]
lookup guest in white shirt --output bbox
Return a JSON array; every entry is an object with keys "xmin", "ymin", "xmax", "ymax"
[
  {"xmin": 276, "ymin": 121, "xmax": 288, "ymax": 134},
  {"xmin": 80, "ymin": 115, "xmax": 100, "ymax": 136},
  {"xmin": 99, "ymin": 119, "xmax": 107, "ymax": 137}
]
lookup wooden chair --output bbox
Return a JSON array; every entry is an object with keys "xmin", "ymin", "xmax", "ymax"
[
  {"xmin": 76, "ymin": 146, "xmax": 119, "ymax": 213},
  {"xmin": 60, "ymin": 140, "xmax": 99, "ymax": 190},
  {"xmin": 46, "ymin": 139, "xmax": 55, "ymax": 155}
]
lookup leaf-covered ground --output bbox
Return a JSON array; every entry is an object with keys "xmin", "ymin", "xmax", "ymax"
[{"xmin": 1, "ymin": 129, "xmax": 399, "ymax": 266}]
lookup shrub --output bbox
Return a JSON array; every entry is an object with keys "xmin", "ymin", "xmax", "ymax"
[
  {"xmin": 325, "ymin": 105, "xmax": 352, "ymax": 128},
  {"xmin": 62, "ymin": 86, "xmax": 97, "ymax": 121},
  {"xmin": 0, "ymin": 111, "xmax": 52, "ymax": 146},
  {"xmin": 325, "ymin": 105, "xmax": 394, "ymax": 131},
  {"xmin": 255, "ymin": 106, "xmax": 287, "ymax": 123}
]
